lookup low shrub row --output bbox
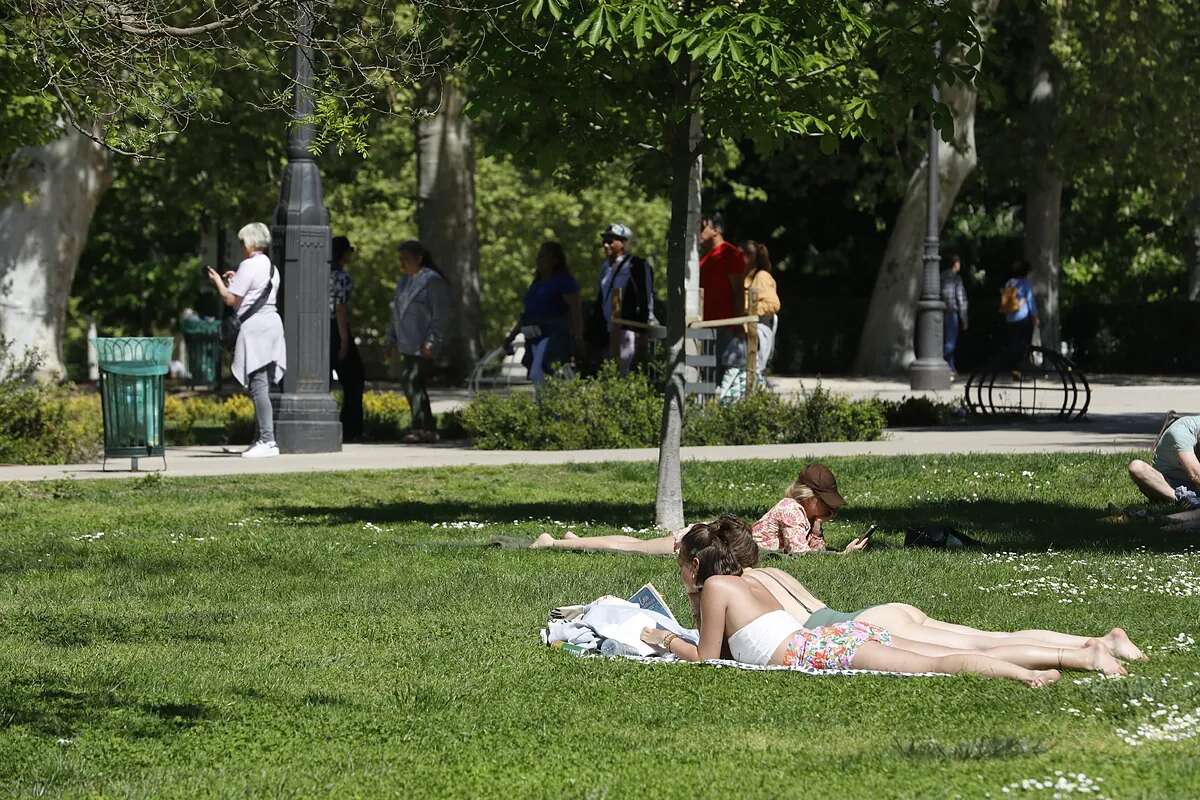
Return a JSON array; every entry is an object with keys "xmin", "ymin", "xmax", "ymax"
[
  {"xmin": 0, "ymin": 339, "xmax": 102, "ymax": 465},
  {"xmin": 459, "ymin": 365, "xmax": 888, "ymax": 450}
]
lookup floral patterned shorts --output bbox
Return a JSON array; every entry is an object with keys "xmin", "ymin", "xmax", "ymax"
[{"xmin": 781, "ymin": 621, "xmax": 893, "ymax": 671}]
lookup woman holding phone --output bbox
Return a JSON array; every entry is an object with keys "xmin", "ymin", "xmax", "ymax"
[{"xmin": 531, "ymin": 463, "xmax": 869, "ymax": 556}]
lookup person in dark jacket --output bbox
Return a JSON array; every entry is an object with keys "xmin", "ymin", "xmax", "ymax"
[
  {"xmin": 330, "ymin": 235, "xmax": 365, "ymax": 442},
  {"xmin": 388, "ymin": 240, "xmax": 449, "ymax": 443},
  {"xmin": 939, "ymin": 252, "xmax": 968, "ymax": 376},
  {"xmin": 591, "ymin": 223, "xmax": 655, "ymax": 374}
]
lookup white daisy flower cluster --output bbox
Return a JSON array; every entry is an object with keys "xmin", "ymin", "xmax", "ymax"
[{"xmin": 997, "ymin": 771, "xmax": 1108, "ymax": 799}]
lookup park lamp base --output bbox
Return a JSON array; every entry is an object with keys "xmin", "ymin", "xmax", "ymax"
[
  {"xmin": 273, "ymin": 392, "xmax": 343, "ymax": 454},
  {"xmin": 909, "ymin": 358, "xmax": 953, "ymax": 391}
]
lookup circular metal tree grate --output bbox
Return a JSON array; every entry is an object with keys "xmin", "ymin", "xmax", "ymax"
[{"xmin": 963, "ymin": 347, "xmax": 1091, "ymax": 420}]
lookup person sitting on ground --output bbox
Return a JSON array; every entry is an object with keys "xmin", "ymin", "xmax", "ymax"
[
  {"xmin": 1128, "ymin": 414, "xmax": 1200, "ymax": 508},
  {"xmin": 530, "ymin": 463, "xmax": 868, "ymax": 556},
  {"xmin": 504, "ymin": 241, "xmax": 584, "ymax": 385},
  {"xmin": 637, "ymin": 518, "xmax": 1138, "ymax": 684}
]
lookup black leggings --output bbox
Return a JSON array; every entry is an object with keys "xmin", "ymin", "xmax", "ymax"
[{"xmin": 330, "ymin": 322, "xmax": 365, "ymax": 441}]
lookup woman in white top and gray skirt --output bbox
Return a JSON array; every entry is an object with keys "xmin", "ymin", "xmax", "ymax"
[{"xmin": 206, "ymin": 222, "xmax": 287, "ymax": 459}]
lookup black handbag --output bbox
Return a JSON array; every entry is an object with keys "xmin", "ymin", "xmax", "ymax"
[
  {"xmin": 221, "ymin": 266, "xmax": 276, "ymax": 350},
  {"xmin": 904, "ymin": 525, "xmax": 983, "ymax": 550}
]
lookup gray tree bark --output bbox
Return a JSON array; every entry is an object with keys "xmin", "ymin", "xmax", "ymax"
[
  {"xmin": 852, "ymin": 79, "xmax": 980, "ymax": 375},
  {"xmin": 655, "ymin": 63, "xmax": 703, "ymax": 531},
  {"xmin": 416, "ymin": 78, "xmax": 483, "ymax": 381},
  {"xmin": 0, "ymin": 129, "xmax": 112, "ymax": 379},
  {"xmin": 1186, "ymin": 199, "xmax": 1200, "ymax": 301},
  {"xmin": 1023, "ymin": 9, "xmax": 1064, "ymax": 354}
]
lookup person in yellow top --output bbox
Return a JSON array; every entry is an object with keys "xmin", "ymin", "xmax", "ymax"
[{"xmin": 740, "ymin": 240, "xmax": 781, "ymax": 380}]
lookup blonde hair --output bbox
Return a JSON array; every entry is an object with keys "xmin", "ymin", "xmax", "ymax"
[
  {"xmin": 785, "ymin": 481, "xmax": 815, "ymax": 503},
  {"xmin": 237, "ymin": 222, "xmax": 272, "ymax": 253}
]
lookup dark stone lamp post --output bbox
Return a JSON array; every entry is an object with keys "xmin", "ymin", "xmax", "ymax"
[
  {"xmin": 909, "ymin": 40, "xmax": 952, "ymax": 392},
  {"xmin": 271, "ymin": 1, "xmax": 342, "ymax": 452}
]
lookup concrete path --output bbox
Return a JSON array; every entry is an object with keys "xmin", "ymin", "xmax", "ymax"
[{"xmin": 1, "ymin": 374, "xmax": 1190, "ymax": 483}]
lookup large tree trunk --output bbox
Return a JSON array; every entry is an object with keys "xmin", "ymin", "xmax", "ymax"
[
  {"xmin": 1186, "ymin": 199, "xmax": 1200, "ymax": 301},
  {"xmin": 416, "ymin": 78, "xmax": 483, "ymax": 382},
  {"xmin": 654, "ymin": 61, "xmax": 703, "ymax": 531},
  {"xmin": 853, "ymin": 80, "xmax": 979, "ymax": 375},
  {"xmin": 1023, "ymin": 8, "xmax": 1064, "ymax": 354},
  {"xmin": 0, "ymin": 129, "xmax": 112, "ymax": 379}
]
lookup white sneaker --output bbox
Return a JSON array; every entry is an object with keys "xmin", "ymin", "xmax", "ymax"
[{"xmin": 241, "ymin": 441, "xmax": 280, "ymax": 459}]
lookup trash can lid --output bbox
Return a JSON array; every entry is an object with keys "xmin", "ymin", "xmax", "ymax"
[{"xmin": 93, "ymin": 337, "xmax": 173, "ymax": 369}]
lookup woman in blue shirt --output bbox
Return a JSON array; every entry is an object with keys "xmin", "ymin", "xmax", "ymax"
[
  {"xmin": 505, "ymin": 242, "xmax": 584, "ymax": 383},
  {"xmin": 1001, "ymin": 260, "xmax": 1039, "ymax": 376}
]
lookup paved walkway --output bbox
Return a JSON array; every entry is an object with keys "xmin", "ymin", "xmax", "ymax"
[{"xmin": 1, "ymin": 374, "xmax": 1190, "ymax": 483}]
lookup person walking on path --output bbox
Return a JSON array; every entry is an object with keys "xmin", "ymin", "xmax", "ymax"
[
  {"xmin": 206, "ymin": 222, "xmax": 285, "ymax": 459},
  {"xmin": 699, "ymin": 214, "xmax": 748, "ymax": 383},
  {"xmin": 999, "ymin": 260, "xmax": 1038, "ymax": 378},
  {"xmin": 740, "ymin": 240, "xmax": 781, "ymax": 382},
  {"xmin": 592, "ymin": 223, "xmax": 654, "ymax": 374},
  {"xmin": 940, "ymin": 253, "xmax": 968, "ymax": 376},
  {"xmin": 505, "ymin": 241, "xmax": 584, "ymax": 384},
  {"xmin": 330, "ymin": 235, "xmax": 365, "ymax": 442},
  {"xmin": 389, "ymin": 240, "xmax": 449, "ymax": 443}
]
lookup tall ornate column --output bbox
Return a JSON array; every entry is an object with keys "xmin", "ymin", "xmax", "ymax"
[
  {"xmin": 271, "ymin": 0, "xmax": 341, "ymax": 452},
  {"xmin": 910, "ymin": 43, "xmax": 952, "ymax": 392}
]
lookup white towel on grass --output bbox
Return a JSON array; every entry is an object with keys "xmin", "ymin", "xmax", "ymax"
[{"xmin": 551, "ymin": 647, "xmax": 949, "ymax": 678}]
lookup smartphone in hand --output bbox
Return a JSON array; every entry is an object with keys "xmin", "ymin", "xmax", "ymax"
[{"xmin": 860, "ymin": 523, "xmax": 878, "ymax": 541}]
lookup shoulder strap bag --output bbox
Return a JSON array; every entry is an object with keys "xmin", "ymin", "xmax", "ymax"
[{"xmin": 221, "ymin": 266, "xmax": 276, "ymax": 351}]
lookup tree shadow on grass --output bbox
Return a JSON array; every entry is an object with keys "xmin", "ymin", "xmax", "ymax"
[
  {"xmin": 0, "ymin": 682, "xmax": 214, "ymax": 740},
  {"xmin": 821, "ymin": 499, "xmax": 1192, "ymax": 555},
  {"xmin": 270, "ymin": 500, "xmax": 658, "ymax": 531},
  {"xmin": 270, "ymin": 497, "xmax": 1190, "ymax": 555}
]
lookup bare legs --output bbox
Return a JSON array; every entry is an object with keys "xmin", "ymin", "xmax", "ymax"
[
  {"xmin": 1127, "ymin": 459, "xmax": 1178, "ymax": 503},
  {"xmin": 850, "ymin": 642, "xmax": 1061, "ymax": 688},
  {"xmin": 887, "ymin": 635, "xmax": 1126, "ymax": 676},
  {"xmin": 529, "ymin": 531, "xmax": 676, "ymax": 555},
  {"xmin": 858, "ymin": 603, "xmax": 1146, "ymax": 662}
]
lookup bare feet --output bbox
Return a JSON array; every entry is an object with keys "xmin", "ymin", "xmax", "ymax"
[
  {"xmin": 1084, "ymin": 641, "xmax": 1128, "ymax": 676},
  {"xmin": 530, "ymin": 533, "xmax": 556, "ymax": 549},
  {"xmin": 1023, "ymin": 668, "xmax": 1061, "ymax": 688},
  {"xmin": 1103, "ymin": 628, "xmax": 1148, "ymax": 662}
]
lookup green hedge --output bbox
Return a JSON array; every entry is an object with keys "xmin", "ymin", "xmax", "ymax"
[
  {"xmin": 0, "ymin": 338, "xmax": 102, "ymax": 465},
  {"xmin": 459, "ymin": 365, "xmax": 886, "ymax": 450}
]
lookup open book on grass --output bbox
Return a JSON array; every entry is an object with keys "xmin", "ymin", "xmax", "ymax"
[{"xmin": 626, "ymin": 583, "xmax": 677, "ymax": 626}]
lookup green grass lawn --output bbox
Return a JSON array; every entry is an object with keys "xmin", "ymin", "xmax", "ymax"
[{"xmin": 1, "ymin": 454, "xmax": 1198, "ymax": 799}]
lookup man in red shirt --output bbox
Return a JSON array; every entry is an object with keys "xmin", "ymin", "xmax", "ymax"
[
  {"xmin": 699, "ymin": 213, "xmax": 745, "ymax": 322},
  {"xmin": 699, "ymin": 213, "xmax": 747, "ymax": 386}
]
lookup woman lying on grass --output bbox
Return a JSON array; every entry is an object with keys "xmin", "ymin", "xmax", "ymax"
[
  {"xmin": 530, "ymin": 463, "xmax": 867, "ymax": 556},
  {"xmin": 637, "ymin": 518, "xmax": 1143, "ymax": 685}
]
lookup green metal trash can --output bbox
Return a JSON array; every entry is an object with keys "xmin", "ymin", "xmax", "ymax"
[
  {"xmin": 181, "ymin": 317, "xmax": 222, "ymax": 388},
  {"xmin": 94, "ymin": 337, "xmax": 173, "ymax": 471}
]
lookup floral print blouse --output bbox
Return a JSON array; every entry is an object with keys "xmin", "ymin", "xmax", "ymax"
[{"xmin": 751, "ymin": 497, "xmax": 826, "ymax": 553}]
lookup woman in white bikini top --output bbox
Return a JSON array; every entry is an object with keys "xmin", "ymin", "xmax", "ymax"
[{"xmin": 636, "ymin": 518, "xmax": 1139, "ymax": 686}]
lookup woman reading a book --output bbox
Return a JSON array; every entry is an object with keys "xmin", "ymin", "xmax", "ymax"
[
  {"xmin": 637, "ymin": 518, "xmax": 1143, "ymax": 681},
  {"xmin": 530, "ymin": 464, "xmax": 867, "ymax": 557}
]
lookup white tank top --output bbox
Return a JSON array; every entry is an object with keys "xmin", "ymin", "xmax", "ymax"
[{"xmin": 727, "ymin": 610, "xmax": 803, "ymax": 666}]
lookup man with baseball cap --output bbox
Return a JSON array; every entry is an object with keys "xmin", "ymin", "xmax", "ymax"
[{"xmin": 590, "ymin": 223, "xmax": 655, "ymax": 373}]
